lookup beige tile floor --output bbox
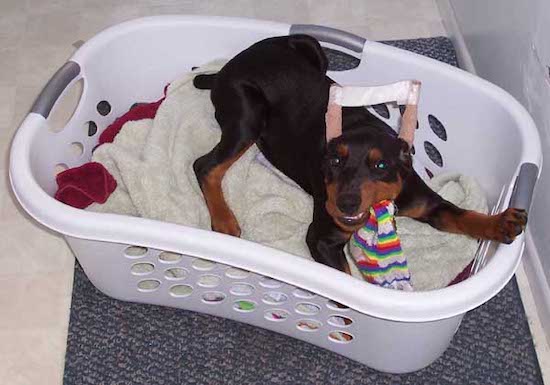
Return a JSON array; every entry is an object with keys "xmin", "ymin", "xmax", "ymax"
[{"xmin": 0, "ymin": 1, "xmax": 547, "ymax": 384}]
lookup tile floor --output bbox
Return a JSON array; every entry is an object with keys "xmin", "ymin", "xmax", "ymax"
[{"xmin": 0, "ymin": 1, "xmax": 547, "ymax": 384}]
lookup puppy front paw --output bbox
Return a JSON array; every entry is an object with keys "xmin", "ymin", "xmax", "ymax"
[
  {"xmin": 491, "ymin": 208, "xmax": 527, "ymax": 244},
  {"xmin": 211, "ymin": 212, "xmax": 242, "ymax": 237}
]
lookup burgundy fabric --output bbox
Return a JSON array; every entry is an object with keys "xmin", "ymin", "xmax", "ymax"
[
  {"xmin": 98, "ymin": 87, "xmax": 167, "ymax": 145},
  {"xmin": 448, "ymin": 259, "xmax": 474, "ymax": 286},
  {"xmin": 55, "ymin": 87, "xmax": 168, "ymax": 209},
  {"xmin": 55, "ymin": 162, "xmax": 117, "ymax": 209}
]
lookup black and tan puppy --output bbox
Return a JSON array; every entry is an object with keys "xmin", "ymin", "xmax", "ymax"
[{"xmin": 193, "ymin": 35, "xmax": 527, "ymax": 272}]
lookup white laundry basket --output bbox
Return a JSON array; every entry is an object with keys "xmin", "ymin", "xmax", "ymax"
[{"xmin": 9, "ymin": 16, "xmax": 542, "ymax": 374}]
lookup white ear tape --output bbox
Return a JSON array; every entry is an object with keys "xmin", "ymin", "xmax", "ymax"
[{"xmin": 330, "ymin": 80, "xmax": 421, "ymax": 107}]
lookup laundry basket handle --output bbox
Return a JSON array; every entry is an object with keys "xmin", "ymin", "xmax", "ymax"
[
  {"xmin": 509, "ymin": 163, "xmax": 539, "ymax": 213},
  {"xmin": 290, "ymin": 24, "xmax": 366, "ymax": 53},
  {"xmin": 31, "ymin": 61, "xmax": 81, "ymax": 119}
]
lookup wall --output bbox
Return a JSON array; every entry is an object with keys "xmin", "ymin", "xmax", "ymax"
[{"xmin": 438, "ymin": 0, "xmax": 550, "ymax": 336}]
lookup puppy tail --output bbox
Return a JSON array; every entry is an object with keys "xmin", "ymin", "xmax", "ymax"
[
  {"xmin": 288, "ymin": 34, "xmax": 328, "ymax": 74},
  {"xmin": 193, "ymin": 73, "xmax": 218, "ymax": 90}
]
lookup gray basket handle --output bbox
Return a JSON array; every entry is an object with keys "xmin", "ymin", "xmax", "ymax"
[
  {"xmin": 290, "ymin": 24, "xmax": 366, "ymax": 53},
  {"xmin": 31, "ymin": 61, "xmax": 81, "ymax": 118},
  {"xmin": 509, "ymin": 163, "xmax": 539, "ymax": 213}
]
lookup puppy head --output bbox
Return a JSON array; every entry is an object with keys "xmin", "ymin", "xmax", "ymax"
[{"xmin": 323, "ymin": 128, "xmax": 412, "ymax": 232}]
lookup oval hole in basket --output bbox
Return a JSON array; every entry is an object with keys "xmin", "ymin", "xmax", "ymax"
[
  {"xmin": 158, "ymin": 251, "xmax": 182, "ymax": 263},
  {"xmin": 170, "ymin": 284, "xmax": 193, "ymax": 298},
  {"xmin": 70, "ymin": 142, "xmax": 84, "ymax": 157},
  {"xmin": 54, "ymin": 163, "xmax": 68, "ymax": 176},
  {"xmin": 164, "ymin": 268, "xmax": 188, "ymax": 280},
  {"xmin": 131, "ymin": 262, "xmax": 155, "ymax": 275},
  {"xmin": 125, "ymin": 246, "xmax": 148, "ymax": 258},
  {"xmin": 371, "ymin": 103, "xmax": 390, "ymax": 119},
  {"xmin": 47, "ymin": 78, "xmax": 84, "ymax": 133},
  {"xmin": 425, "ymin": 168, "xmax": 434, "ymax": 179},
  {"xmin": 327, "ymin": 300, "xmax": 349, "ymax": 311},
  {"xmin": 293, "ymin": 288, "xmax": 316, "ymax": 299},
  {"xmin": 259, "ymin": 276, "xmax": 282, "ymax": 289},
  {"xmin": 424, "ymin": 141, "xmax": 443, "ymax": 167},
  {"xmin": 262, "ymin": 292, "xmax": 288, "ymax": 305},
  {"xmin": 264, "ymin": 309, "xmax": 289, "ymax": 321},
  {"xmin": 230, "ymin": 283, "xmax": 255, "ymax": 296},
  {"xmin": 197, "ymin": 274, "xmax": 221, "ymax": 288},
  {"xmin": 328, "ymin": 315, "xmax": 353, "ymax": 327},
  {"xmin": 295, "ymin": 303, "xmax": 321, "ymax": 316},
  {"xmin": 225, "ymin": 267, "xmax": 250, "ymax": 280},
  {"xmin": 328, "ymin": 331, "xmax": 354, "ymax": 343},
  {"xmin": 428, "ymin": 114, "xmax": 447, "ymax": 141},
  {"xmin": 233, "ymin": 300, "xmax": 256, "ymax": 312},
  {"xmin": 137, "ymin": 279, "xmax": 160, "ymax": 292},
  {"xmin": 96, "ymin": 100, "xmax": 112, "ymax": 116},
  {"xmin": 87, "ymin": 121, "xmax": 98, "ymax": 137},
  {"xmin": 203, "ymin": 291, "xmax": 226, "ymax": 304},
  {"xmin": 297, "ymin": 319, "xmax": 322, "ymax": 332},
  {"xmin": 192, "ymin": 258, "xmax": 216, "ymax": 271}
]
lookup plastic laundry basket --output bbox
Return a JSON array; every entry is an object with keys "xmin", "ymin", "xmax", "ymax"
[{"xmin": 9, "ymin": 16, "xmax": 542, "ymax": 373}]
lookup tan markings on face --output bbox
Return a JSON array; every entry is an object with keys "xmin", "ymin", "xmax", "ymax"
[
  {"xmin": 367, "ymin": 148, "xmax": 383, "ymax": 166},
  {"xmin": 336, "ymin": 143, "xmax": 349, "ymax": 158}
]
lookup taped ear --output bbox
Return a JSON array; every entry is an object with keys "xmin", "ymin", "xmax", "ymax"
[
  {"xmin": 397, "ymin": 81, "xmax": 421, "ymax": 148},
  {"xmin": 325, "ymin": 86, "xmax": 342, "ymax": 143}
]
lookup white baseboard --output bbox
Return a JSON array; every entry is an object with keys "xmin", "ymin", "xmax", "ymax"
[
  {"xmin": 523, "ymin": 231, "xmax": 550, "ymax": 347},
  {"xmin": 435, "ymin": 0, "xmax": 477, "ymax": 73}
]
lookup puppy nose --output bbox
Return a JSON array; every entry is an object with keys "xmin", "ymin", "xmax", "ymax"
[{"xmin": 336, "ymin": 194, "xmax": 361, "ymax": 215}]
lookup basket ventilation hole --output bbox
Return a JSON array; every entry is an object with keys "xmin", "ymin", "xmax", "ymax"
[
  {"xmin": 328, "ymin": 316, "xmax": 353, "ymax": 327},
  {"xmin": 70, "ymin": 142, "xmax": 84, "ymax": 157},
  {"xmin": 192, "ymin": 258, "xmax": 216, "ymax": 271},
  {"xmin": 54, "ymin": 163, "xmax": 68, "ymax": 175},
  {"xmin": 399, "ymin": 105, "xmax": 419, "ymax": 129},
  {"xmin": 262, "ymin": 292, "xmax": 288, "ymax": 305},
  {"xmin": 371, "ymin": 103, "xmax": 390, "ymax": 119},
  {"xmin": 170, "ymin": 284, "xmax": 193, "ymax": 297},
  {"xmin": 327, "ymin": 300, "xmax": 349, "ymax": 311},
  {"xmin": 328, "ymin": 331, "xmax": 354, "ymax": 343},
  {"xmin": 130, "ymin": 102, "xmax": 146, "ymax": 111},
  {"xmin": 137, "ymin": 279, "xmax": 160, "ymax": 292},
  {"xmin": 425, "ymin": 168, "xmax": 434, "ymax": 179},
  {"xmin": 158, "ymin": 251, "xmax": 182, "ymax": 263},
  {"xmin": 230, "ymin": 283, "xmax": 255, "ymax": 296},
  {"xmin": 125, "ymin": 246, "xmax": 148, "ymax": 258},
  {"xmin": 131, "ymin": 263, "xmax": 155, "ymax": 275},
  {"xmin": 264, "ymin": 309, "xmax": 289, "ymax": 321},
  {"xmin": 424, "ymin": 141, "xmax": 443, "ymax": 167},
  {"xmin": 225, "ymin": 267, "xmax": 250, "ymax": 279},
  {"xmin": 233, "ymin": 300, "xmax": 256, "ymax": 312},
  {"xmin": 293, "ymin": 288, "xmax": 316, "ymax": 299},
  {"xmin": 198, "ymin": 274, "xmax": 222, "ymax": 288},
  {"xmin": 410, "ymin": 145, "xmax": 415, "ymax": 155},
  {"xmin": 96, "ymin": 100, "xmax": 111, "ymax": 116},
  {"xmin": 297, "ymin": 319, "xmax": 322, "ymax": 332},
  {"xmin": 295, "ymin": 303, "xmax": 321, "ymax": 316},
  {"xmin": 259, "ymin": 276, "xmax": 282, "ymax": 289},
  {"xmin": 428, "ymin": 114, "xmax": 447, "ymax": 141},
  {"xmin": 87, "ymin": 121, "xmax": 98, "ymax": 137},
  {"xmin": 164, "ymin": 268, "xmax": 188, "ymax": 280},
  {"xmin": 203, "ymin": 292, "xmax": 226, "ymax": 304}
]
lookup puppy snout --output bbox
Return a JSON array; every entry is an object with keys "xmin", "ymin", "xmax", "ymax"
[{"xmin": 336, "ymin": 194, "xmax": 361, "ymax": 215}]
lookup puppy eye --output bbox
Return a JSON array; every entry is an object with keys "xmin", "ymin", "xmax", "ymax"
[
  {"xmin": 374, "ymin": 160, "xmax": 387, "ymax": 169},
  {"xmin": 329, "ymin": 157, "xmax": 341, "ymax": 167}
]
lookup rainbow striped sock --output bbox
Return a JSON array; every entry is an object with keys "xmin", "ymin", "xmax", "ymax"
[{"xmin": 348, "ymin": 200, "xmax": 413, "ymax": 291}]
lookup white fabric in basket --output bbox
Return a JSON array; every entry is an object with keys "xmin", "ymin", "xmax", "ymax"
[{"xmin": 89, "ymin": 61, "xmax": 488, "ymax": 291}]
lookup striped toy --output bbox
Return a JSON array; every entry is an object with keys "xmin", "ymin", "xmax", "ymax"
[{"xmin": 348, "ymin": 200, "xmax": 413, "ymax": 291}]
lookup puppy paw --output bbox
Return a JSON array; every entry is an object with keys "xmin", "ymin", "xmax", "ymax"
[{"xmin": 491, "ymin": 208, "xmax": 527, "ymax": 244}]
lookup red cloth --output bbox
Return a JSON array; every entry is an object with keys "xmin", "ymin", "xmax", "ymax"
[
  {"xmin": 55, "ymin": 162, "xmax": 117, "ymax": 209},
  {"xmin": 56, "ymin": 89, "xmax": 167, "ymax": 209},
  {"xmin": 448, "ymin": 259, "xmax": 474, "ymax": 286},
  {"xmin": 98, "ymin": 87, "xmax": 167, "ymax": 145}
]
